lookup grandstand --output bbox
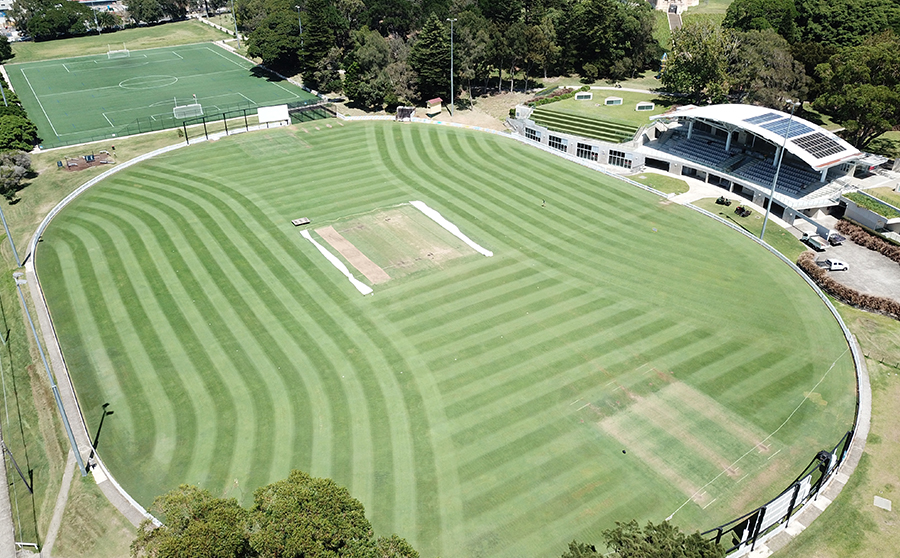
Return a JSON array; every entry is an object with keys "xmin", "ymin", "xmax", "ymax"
[
  {"xmin": 530, "ymin": 107, "xmax": 640, "ymax": 143},
  {"xmin": 508, "ymin": 103, "xmax": 879, "ymax": 227}
]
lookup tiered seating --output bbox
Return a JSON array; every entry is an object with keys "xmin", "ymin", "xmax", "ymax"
[
  {"xmin": 731, "ymin": 159, "xmax": 820, "ymax": 196},
  {"xmin": 530, "ymin": 108, "xmax": 639, "ymax": 143},
  {"xmin": 657, "ymin": 133, "xmax": 733, "ymax": 168}
]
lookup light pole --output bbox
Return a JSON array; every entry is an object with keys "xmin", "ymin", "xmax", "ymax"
[
  {"xmin": 760, "ymin": 99, "xmax": 800, "ymax": 240},
  {"xmin": 230, "ymin": 0, "xmax": 240, "ymax": 49},
  {"xmin": 295, "ymin": 5, "xmax": 303, "ymax": 43},
  {"xmin": 13, "ymin": 273, "xmax": 87, "ymax": 476},
  {"xmin": 447, "ymin": 17, "xmax": 457, "ymax": 116}
]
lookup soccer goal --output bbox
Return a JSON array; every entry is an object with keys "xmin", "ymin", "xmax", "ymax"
[
  {"xmin": 174, "ymin": 95, "xmax": 203, "ymax": 119},
  {"xmin": 107, "ymin": 44, "xmax": 129, "ymax": 59}
]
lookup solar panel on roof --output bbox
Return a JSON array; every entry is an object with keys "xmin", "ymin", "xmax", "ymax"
[
  {"xmin": 792, "ymin": 132, "xmax": 846, "ymax": 159},
  {"xmin": 744, "ymin": 112, "xmax": 782, "ymax": 125},
  {"xmin": 760, "ymin": 118, "xmax": 814, "ymax": 138}
]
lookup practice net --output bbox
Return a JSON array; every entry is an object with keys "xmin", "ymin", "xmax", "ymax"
[
  {"xmin": 107, "ymin": 44, "xmax": 130, "ymax": 59},
  {"xmin": 174, "ymin": 103, "xmax": 204, "ymax": 119}
]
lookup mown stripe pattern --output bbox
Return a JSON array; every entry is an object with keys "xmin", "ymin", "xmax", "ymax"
[{"xmin": 38, "ymin": 123, "xmax": 856, "ymax": 558}]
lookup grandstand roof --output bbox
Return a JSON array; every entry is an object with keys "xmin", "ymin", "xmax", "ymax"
[{"xmin": 653, "ymin": 104, "xmax": 862, "ymax": 170}]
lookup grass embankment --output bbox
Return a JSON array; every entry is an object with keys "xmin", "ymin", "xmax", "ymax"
[
  {"xmin": 864, "ymin": 187, "xmax": 900, "ymax": 212},
  {"xmin": 9, "ymin": 20, "xmax": 229, "ymax": 63},
  {"xmin": 780, "ymin": 307, "xmax": 900, "ymax": 558},
  {"xmin": 35, "ymin": 122, "xmax": 855, "ymax": 558},
  {"xmin": 536, "ymin": 91, "xmax": 674, "ymax": 127},
  {"xmin": 844, "ymin": 192, "xmax": 900, "ymax": 219},
  {"xmin": 0, "ymin": 131, "xmax": 181, "ymax": 558},
  {"xmin": 629, "ymin": 172, "xmax": 690, "ymax": 195},
  {"xmin": 691, "ymin": 197, "xmax": 807, "ymax": 261}
]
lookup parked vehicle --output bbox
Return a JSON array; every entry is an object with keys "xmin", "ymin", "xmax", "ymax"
[
  {"xmin": 734, "ymin": 205, "xmax": 751, "ymax": 217},
  {"xmin": 827, "ymin": 231, "xmax": 846, "ymax": 245},
  {"xmin": 817, "ymin": 259, "xmax": 849, "ymax": 271},
  {"xmin": 801, "ymin": 232, "xmax": 827, "ymax": 251},
  {"xmin": 716, "ymin": 196, "xmax": 732, "ymax": 206}
]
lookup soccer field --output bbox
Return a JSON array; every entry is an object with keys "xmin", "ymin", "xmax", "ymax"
[
  {"xmin": 36, "ymin": 122, "xmax": 857, "ymax": 557},
  {"xmin": 5, "ymin": 43, "xmax": 318, "ymax": 148}
]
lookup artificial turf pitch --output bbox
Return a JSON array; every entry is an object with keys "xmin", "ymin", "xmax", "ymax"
[
  {"xmin": 36, "ymin": 122, "xmax": 857, "ymax": 557},
  {"xmin": 4, "ymin": 43, "xmax": 317, "ymax": 148}
]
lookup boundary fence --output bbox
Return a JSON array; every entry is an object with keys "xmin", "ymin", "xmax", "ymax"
[
  {"xmin": 180, "ymin": 100, "xmax": 332, "ymax": 144},
  {"xmin": 702, "ymin": 430, "xmax": 854, "ymax": 555}
]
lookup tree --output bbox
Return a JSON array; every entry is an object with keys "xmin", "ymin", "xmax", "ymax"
[
  {"xmin": 795, "ymin": 0, "xmax": 900, "ymax": 48},
  {"xmin": 249, "ymin": 469, "xmax": 376, "ymax": 558},
  {"xmin": 0, "ymin": 151, "xmax": 31, "ymax": 201},
  {"xmin": 385, "ymin": 34, "xmax": 417, "ymax": 106},
  {"xmin": 131, "ymin": 485, "xmax": 252, "ymax": 558},
  {"xmin": 561, "ymin": 540, "xmax": 599, "ymax": 558},
  {"xmin": 408, "ymin": 14, "xmax": 450, "ymax": 102},
  {"xmin": 127, "ymin": 0, "xmax": 166, "ymax": 24},
  {"xmin": 246, "ymin": 8, "xmax": 302, "ymax": 74},
  {"xmin": 374, "ymin": 534, "xmax": 419, "ymax": 558},
  {"xmin": 301, "ymin": 0, "xmax": 348, "ymax": 85},
  {"xmin": 813, "ymin": 30, "xmax": 900, "ymax": 147},
  {"xmin": 344, "ymin": 28, "xmax": 393, "ymax": 109},
  {"xmin": 662, "ymin": 20, "xmax": 736, "ymax": 103},
  {"xmin": 0, "ymin": 115, "xmax": 38, "ymax": 151},
  {"xmin": 0, "ymin": 36, "xmax": 12, "ymax": 64},
  {"xmin": 722, "ymin": 0, "xmax": 799, "ymax": 43},
  {"xmin": 729, "ymin": 29, "xmax": 810, "ymax": 107},
  {"xmin": 601, "ymin": 520, "xmax": 725, "ymax": 558}
]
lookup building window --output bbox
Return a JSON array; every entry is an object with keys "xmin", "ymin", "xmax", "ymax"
[
  {"xmin": 608, "ymin": 150, "xmax": 632, "ymax": 169},
  {"xmin": 525, "ymin": 128, "xmax": 540, "ymax": 141},
  {"xmin": 576, "ymin": 143, "xmax": 598, "ymax": 161},
  {"xmin": 549, "ymin": 135, "xmax": 567, "ymax": 151}
]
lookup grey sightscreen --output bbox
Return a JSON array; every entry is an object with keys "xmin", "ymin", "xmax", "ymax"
[
  {"xmin": 743, "ymin": 112, "xmax": 782, "ymax": 125},
  {"xmin": 760, "ymin": 118, "xmax": 814, "ymax": 138},
  {"xmin": 792, "ymin": 132, "xmax": 846, "ymax": 158}
]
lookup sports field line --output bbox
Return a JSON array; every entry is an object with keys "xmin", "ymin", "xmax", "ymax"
[
  {"xmin": 204, "ymin": 46, "xmax": 253, "ymax": 70},
  {"xmin": 664, "ymin": 347, "xmax": 850, "ymax": 521},
  {"xmin": 19, "ymin": 68, "xmax": 58, "ymax": 137},
  {"xmin": 270, "ymin": 81, "xmax": 300, "ymax": 98},
  {"xmin": 300, "ymin": 229, "xmax": 373, "ymax": 295},
  {"xmin": 172, "ymin": 52, "xmax": 184, "ymax": 60},
  {"xmin": 36, "ymin": 67, "xmax": 248, "ymax": 99}
]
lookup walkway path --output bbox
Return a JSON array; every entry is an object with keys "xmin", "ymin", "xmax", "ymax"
[{"xmin": 42, "ymin": 450, "xmax": 76, "ymax": 557}]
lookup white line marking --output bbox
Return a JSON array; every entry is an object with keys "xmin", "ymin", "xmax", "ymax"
[
  {"xmin": 576, "ymin": 403, "xmax": 590, "ymax": 411},
  {"xmin": 702, "ymin": 498, "xmax": 718, "ymax": 510},
  {"xmin": 300, "ymin": 230, "xmax": 372, "ymax": 295},
  {"xmin": 569, "ymin": 399, "xmax": 582, "ymax": 406},
  {"xmin": 410, "ymin": 200, "xmax": 493, "ymax": 257},
  {"xmin": 62, "ymin": 64, "xmax": 70, "ymax": 73},
  {"xmin": 237, "ymin": 92, "xmax": 257, "ymax": 105},
  {"xmin": 103, "ymin": 113, "xmax": 114, "ymax": 128},
  {"xmin": 665, "ymin": 347, "xmax": 850, "ymax": 521},
  {"xmin": 767, "ymin": 448, "xmax": 783, "ymax": 461},
  {"xmin": 204, "ymin": 46, "xmax": 252, "ymax": 70},
  {"xmin": 20, "ymin": 69, "xmax": 59, "ymax": 137},
  {"xmin": 270, "ymin": 81, "xmax": 300, "ymax": 98},
  {"xmin": 172, "ymin": 51, "xmax": 183, "ymax": 60}
]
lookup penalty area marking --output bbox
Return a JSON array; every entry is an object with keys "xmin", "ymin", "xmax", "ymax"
[
  {"xmin": 300, "ymin": 230, "xmax": 373, "ymax": 295},
  {"xmin": 409, "ymin": 200, "xmax": 493, "ymax": 257}
]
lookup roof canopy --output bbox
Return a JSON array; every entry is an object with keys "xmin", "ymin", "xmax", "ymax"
[{"xmin": 653, "ymin": 104, "xmax": 862, "ymax": 170}]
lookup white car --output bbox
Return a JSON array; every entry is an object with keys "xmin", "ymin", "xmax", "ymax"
[{"xmin": 824, "ymin": 259, "xmax": 849, "ymax": 271}]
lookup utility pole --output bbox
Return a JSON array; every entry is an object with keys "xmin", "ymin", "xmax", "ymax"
[
  {"xmin": 761, "ymin": 99, "xmax": 800, "ymax": 241},
  {"xmin": 447, "ymin": 18, "xmax": 457, "ymax": 116},
  {"xmin": 231, "ymin": 0, "xmax": 240, "ymax": 48}
]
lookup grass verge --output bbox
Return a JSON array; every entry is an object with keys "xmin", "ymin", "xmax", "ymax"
[
  {"xmin": 779, "ymin": 306, "xmax": 900, "ymax": 558},
  {"xmin": 864, "ymin": 187, "xmax": 900, "ymax": 211},
  {"xmin": 52, "ymin": 474, "xmax": 135, "ymax": 558},
  {"xmin": 691, "ymin": 196, "xmax": 806, "ymax": 261},
  {"xmin": 9, "ymin": 20, "xmax": 230, "ymax": 63},
  {"xmin": 629, "ymin": 172, "xmax": 690, "ymax": 194}
]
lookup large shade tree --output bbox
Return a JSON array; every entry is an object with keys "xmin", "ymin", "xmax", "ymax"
[
  {"xmin": 408, "ymin": 14, "xmax": 451, "ymax": 102},
  {"xmin": 662, "ymin": 20, "xmax": 736, "ymax": 103},
  {"xmin": 813, "ymin": 30, "xmax": 900, "ymax": 148}
]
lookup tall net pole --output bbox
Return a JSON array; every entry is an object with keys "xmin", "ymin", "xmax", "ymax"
[{"xmin": 447, "ymin": 18, "xmax": 457, "ymax": 116}]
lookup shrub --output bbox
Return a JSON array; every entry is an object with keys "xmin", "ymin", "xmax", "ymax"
[{"xmin": 835, "ymin": 220, "xmax": 900, "ymax": 265}]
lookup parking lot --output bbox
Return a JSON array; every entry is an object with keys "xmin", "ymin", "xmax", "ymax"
[{"xmin": 814, "ymin": 240, "xmax": 900, "ymax": 302}]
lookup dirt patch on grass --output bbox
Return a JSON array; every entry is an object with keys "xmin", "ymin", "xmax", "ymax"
[{"xmin": 316, "ymin": 225, "xmax": 391, "ymax": 284}]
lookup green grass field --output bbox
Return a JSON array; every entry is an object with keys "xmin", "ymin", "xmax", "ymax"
[
  {"xmin": 5, "ymin": 42, "xmax": 317, "ymax": 148},
  {"xmin": 539, "ymin": 91, "xmax": 675, "ymax": 127},
  {"xmin": 35, "ymin": 122, "xmax": 856, "ymax": 557}
]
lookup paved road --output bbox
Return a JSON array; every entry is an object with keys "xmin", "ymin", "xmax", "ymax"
[{"xmin": 815, "ymin": 241, "xmax": 900, "ymax": 302}]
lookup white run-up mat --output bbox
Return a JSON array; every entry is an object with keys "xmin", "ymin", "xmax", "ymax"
[
  {"xmin": 410, "ymin": 200, "xmax": 493, "ymax": 257},
  {"xmin": 300, "ymin": 229, "xmax": 373, "ymax": 295}
]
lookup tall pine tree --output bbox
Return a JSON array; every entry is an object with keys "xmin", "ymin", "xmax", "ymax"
[{"xmin": 409, "ymin": 13, "xmax": 451, "ymax": 102}]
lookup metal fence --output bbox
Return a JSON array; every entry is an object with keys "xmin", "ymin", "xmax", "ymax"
[
  {"xmin": 38, "ymin": 98, "xmax": 323, "ymax": 150},
  {"xmin": 703, "ymin": 429, "xmax": 854, "ymax": 555}
]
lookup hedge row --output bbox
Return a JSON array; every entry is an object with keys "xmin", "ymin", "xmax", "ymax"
[
  {"xmin": 526, "ymin": 86, "xmax": 590, "ymax": 107},
  {"xmin": 835, "ymin": 220, "xmax": 900, "ymax": 265},
  {"xmin": 797, "ymin": 251, "xmax": 900, "ymax": 320}
]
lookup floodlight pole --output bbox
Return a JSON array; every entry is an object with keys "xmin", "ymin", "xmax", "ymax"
[
  {"xmin": 0, "ymin": 205, "xmax": 20, "ymax": 266},
  {"xmin": 447, "ymin": 18, "xmax": 457, "ymax": 116},
  {"xmin": 1, "ymin": 77, "xmax": 8, "ymax": 107},
  {"xmin": 93, "ymin": 9, "xmax": 101, "ymax": 35},
  {"xmin": 760, "ymin": 99, "xmax": 800, "ymax": 240},
  {"xmin": 230, "ymin": 0, "xmax": 240, "ymax": 48},
  {"xmin": 295, "ymin": 5, "xmax": 303, "ymax": 43},
  {"xmin": 13, "ymin": 274, "xmax": 87, "ymax": 477}
]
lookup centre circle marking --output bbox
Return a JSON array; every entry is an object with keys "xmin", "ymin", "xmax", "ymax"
[{"xmin": 119, "ymin": 75, "xmax": 179, "ymax": 90}]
